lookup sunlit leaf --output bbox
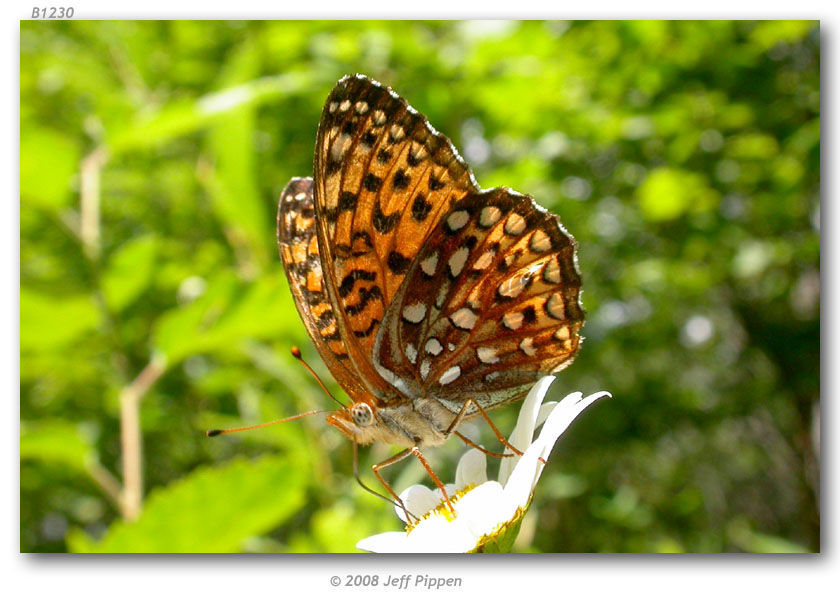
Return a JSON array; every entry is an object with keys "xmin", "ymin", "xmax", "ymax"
[
  {"xmin": 636, "ymin": 167, "xmax": 719, "ymax": 222},
  {"xmin": 20, "ymin": 289, "xmax": 101, "ymax": 352},
  {"xmin": 107, "ymin": 74, "xmax": 309, "ymax": 154},
  {"xmin": 101, "ymin": 235, "xmax": 159, "ymax": 312},
  {"xmin": 20, "ymin": 420, "xmax": 96, "ymax": 473},
  {"xmin": 727, "ymin": 518, "xmax": 810, "ymax": 553},
  {"xmin": 20, "ymin": 127, "xmax": 80, "ymax": 210},
  {"xmin": 749, "ymin": 20, "xmax": 815, "ymax": 51},
  {"xmin": 152, "ymin": 271, "xmax": 298, "ymax": 364},
  {"xmin": 727, "ymin": 133, "xmax": 780, "ymax": 160},
  {"xmin": 202, "ymin": 41, "xmax": 270, "ymax": 269},
  {"xmin": 67, "ymin": 454, "xmax": 306, "ymax": 552}
]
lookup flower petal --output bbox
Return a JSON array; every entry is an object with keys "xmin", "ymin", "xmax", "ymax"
[
  {"xmin": 535, "ymin": 401, "xmax": 558, "ymax": 428},
  {"xmin": 532, "ymin": 391, "xmax": 611, "ymax": 476},
  {"xmin": 395, "ymin": 484, "xmax": 439, "ymax": 523},
  {"xmin": 437, "ymin": 483, "xmax": 458, "ymax": 502},
  {"xmin": 498, "ymin": 376, "xmax": 555, "ymax": 484},
  {"xmin": 455, "ymin": 448, "xmax": 488, "ymax": 489},
  {"xmin": 502, "ymin": 390, "xmax": 610, "ymax": 512},
  {"xmin": 356, "ymin": 531, "xmax": 412, "ymax": 553},
  {"xmin": 406, "ymin": 514, "xmax": 476, "ymax": 552},
  {"xmin": 500, "ymin": 437, "xmax": 544, "ymax": 514},
  {"xmin": 454, "ymin": 481, "xmax": 509, "ymax": 539},
  {"xmin": 359, "ymin": 513, "xmax": 478, "ymax": 553}
]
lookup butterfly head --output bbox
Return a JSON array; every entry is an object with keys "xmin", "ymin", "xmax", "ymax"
[{"xmin": 326, "ymin": 397, "xmax": 381, "ymax": 445}]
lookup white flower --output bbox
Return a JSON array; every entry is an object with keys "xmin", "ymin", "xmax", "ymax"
[{"xmin": 357, "ymin": 376, "xmax": 610, "ymax": 553}]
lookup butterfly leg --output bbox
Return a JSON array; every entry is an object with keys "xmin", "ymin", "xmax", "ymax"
[
  {"xmin": 409, "ymin": 447, "xmax": 455, "ymax": 514},
  {"xmin": 453, "ymin": 431, "xmax": 513, "ymax": 458},
  {"xmin": 444, "ymin": 398, "xmax": 526, "ymax": 458},
  {"xmin": 372, "ymin": 446, "xmax": 456, "ymax": 519},
  {"xmin": 370, "ymin": 448, "xmax": 414, "ymax": 520},
  {"xmin": 353, "ymin": 442, "xmax": 419, "ymax": 521}
]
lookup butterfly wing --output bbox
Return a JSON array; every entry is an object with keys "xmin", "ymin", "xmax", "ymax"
[
  {"xmin": 375, "ymin": 187, "xmax": 584, "ymax": 415},
  {"xmin": 277, "ymin": 176, "xmax": 370, "ymax": 400},
  {"xmin": 283, "ymin": 74, "xmax": 584, "ymax": 418},
  {"xmin": 312, "ymin": 74, "xmax": 481, "ymax": 402}
]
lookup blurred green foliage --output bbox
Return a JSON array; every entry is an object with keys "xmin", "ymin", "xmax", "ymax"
[{"xmin": 20, "ymin": 20, "xmax": 819, "ymax": 553}]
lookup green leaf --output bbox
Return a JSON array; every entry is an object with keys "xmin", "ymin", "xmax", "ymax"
[
  {"xmin": 152, "ymin": 271, "xmax": 239, "ymax": 363},
  {"xmin": 202, "ymin": 41, "xmax": 269, "ymax": 268},
  {"xmin": 20, "ymin": 127, "xmax": 80, "ymax": 210},
  {"xmin": 20, "ymin": 420, "xmax": 96, "ymax": 473},
  {"xmin": 749, "ymin": 20, "xmax": 816, "ymax": 51},
  {"xmin": 107, "ymin": 73, "xmax": 308, "ymax": 155},
  {"xmin": 636, "ymin": 167, "xmax": 719, "ymax": 222},
  {"xmin": 67, "ymin": 454, "xmax": 306, "ymax": 552},
  {"xmin": 101, "ymin": 235, "xmax": 159, "ymax": 312},
  {"xmin": 152, "ymin": 271, "xmax": 298, "ymax": 364},
  {"xmin": 727, "ymin": 133, "xmax": 780, "ymax": 160},
  {"xmin": 20, "ymin": 289, "xmax": 101, "ymax": 353},
  {"xmin": 727, "ymin": 518, "xmax": 811, "ymax": 553},
  {"xmin": 308, "ymin": 502, "xmax": 373, "ymax": 553}
]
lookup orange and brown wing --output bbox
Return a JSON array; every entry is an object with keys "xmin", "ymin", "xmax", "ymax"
[
  {"xmin": 375, "ymin": 187, "xmax": 585, "ymax": 414},
  {"xmin": 276, "ymin": 177, "xmax": 369, "ymax": 400},
  {"xmin": 312, "ymin": 74, "xmax": 480, "ymax": 401}
]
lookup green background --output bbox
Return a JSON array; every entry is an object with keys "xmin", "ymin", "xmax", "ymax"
[{"xmin": 20, "ymin": 20, "xmax": 820, "ymax": 553}]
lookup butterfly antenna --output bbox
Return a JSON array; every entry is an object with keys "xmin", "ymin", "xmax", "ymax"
[
  {"xmin": 290, "ymin": 346, "xmax": 345, "ymax": 408},
  {"xmin": 206, "ymin": 409, "xmax": 330, "ymax": 437}
]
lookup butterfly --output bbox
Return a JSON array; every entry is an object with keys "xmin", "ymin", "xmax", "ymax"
[{"xmin": 277, "ymin": 74, "xmax": 584, "ymax": 511}]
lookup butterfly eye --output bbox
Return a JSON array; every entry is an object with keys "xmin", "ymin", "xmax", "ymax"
[{"xmin": 351, "ymin": 403, "xmax": 374, "ymax": 427}]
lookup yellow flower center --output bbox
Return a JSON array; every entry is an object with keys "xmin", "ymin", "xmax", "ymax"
[{"xmin": 404, "ymin": 484, "xmax": 477, "ymax": 532}]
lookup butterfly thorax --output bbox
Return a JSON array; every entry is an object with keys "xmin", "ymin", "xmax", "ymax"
[{"xmin": 327, "ymin": 396, "xmax": 459, "ymax": 448}]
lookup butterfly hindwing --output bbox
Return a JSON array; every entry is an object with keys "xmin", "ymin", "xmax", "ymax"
[
  {"xmin": 375, "ymin": 187, "xmax": 584, "ymax": 414},
  {"xmin": 277, "ymin": 177, "xmax": 369, "ymax": 400}
]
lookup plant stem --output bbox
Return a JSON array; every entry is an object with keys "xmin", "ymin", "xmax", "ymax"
[
  {"xmin": 80, "ymin": 147, "xmax": 107, "ymax": 261},
  {"xmin": 86, "ymin": 460, "xmax": 123, "ymax": 510},
  {"xmin": 118, "ymin": 354, "xmax": 167, "ymax": 520}
]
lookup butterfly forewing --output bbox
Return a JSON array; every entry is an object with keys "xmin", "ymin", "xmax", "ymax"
[{"xmin": 312, "ymin": 75, "xmax": 481, "ymax": 401}]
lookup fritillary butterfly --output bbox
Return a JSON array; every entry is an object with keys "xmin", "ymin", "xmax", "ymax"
[{"xmin": 277, "ymin": 74, "xmax": 584, "ymax": 507}]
